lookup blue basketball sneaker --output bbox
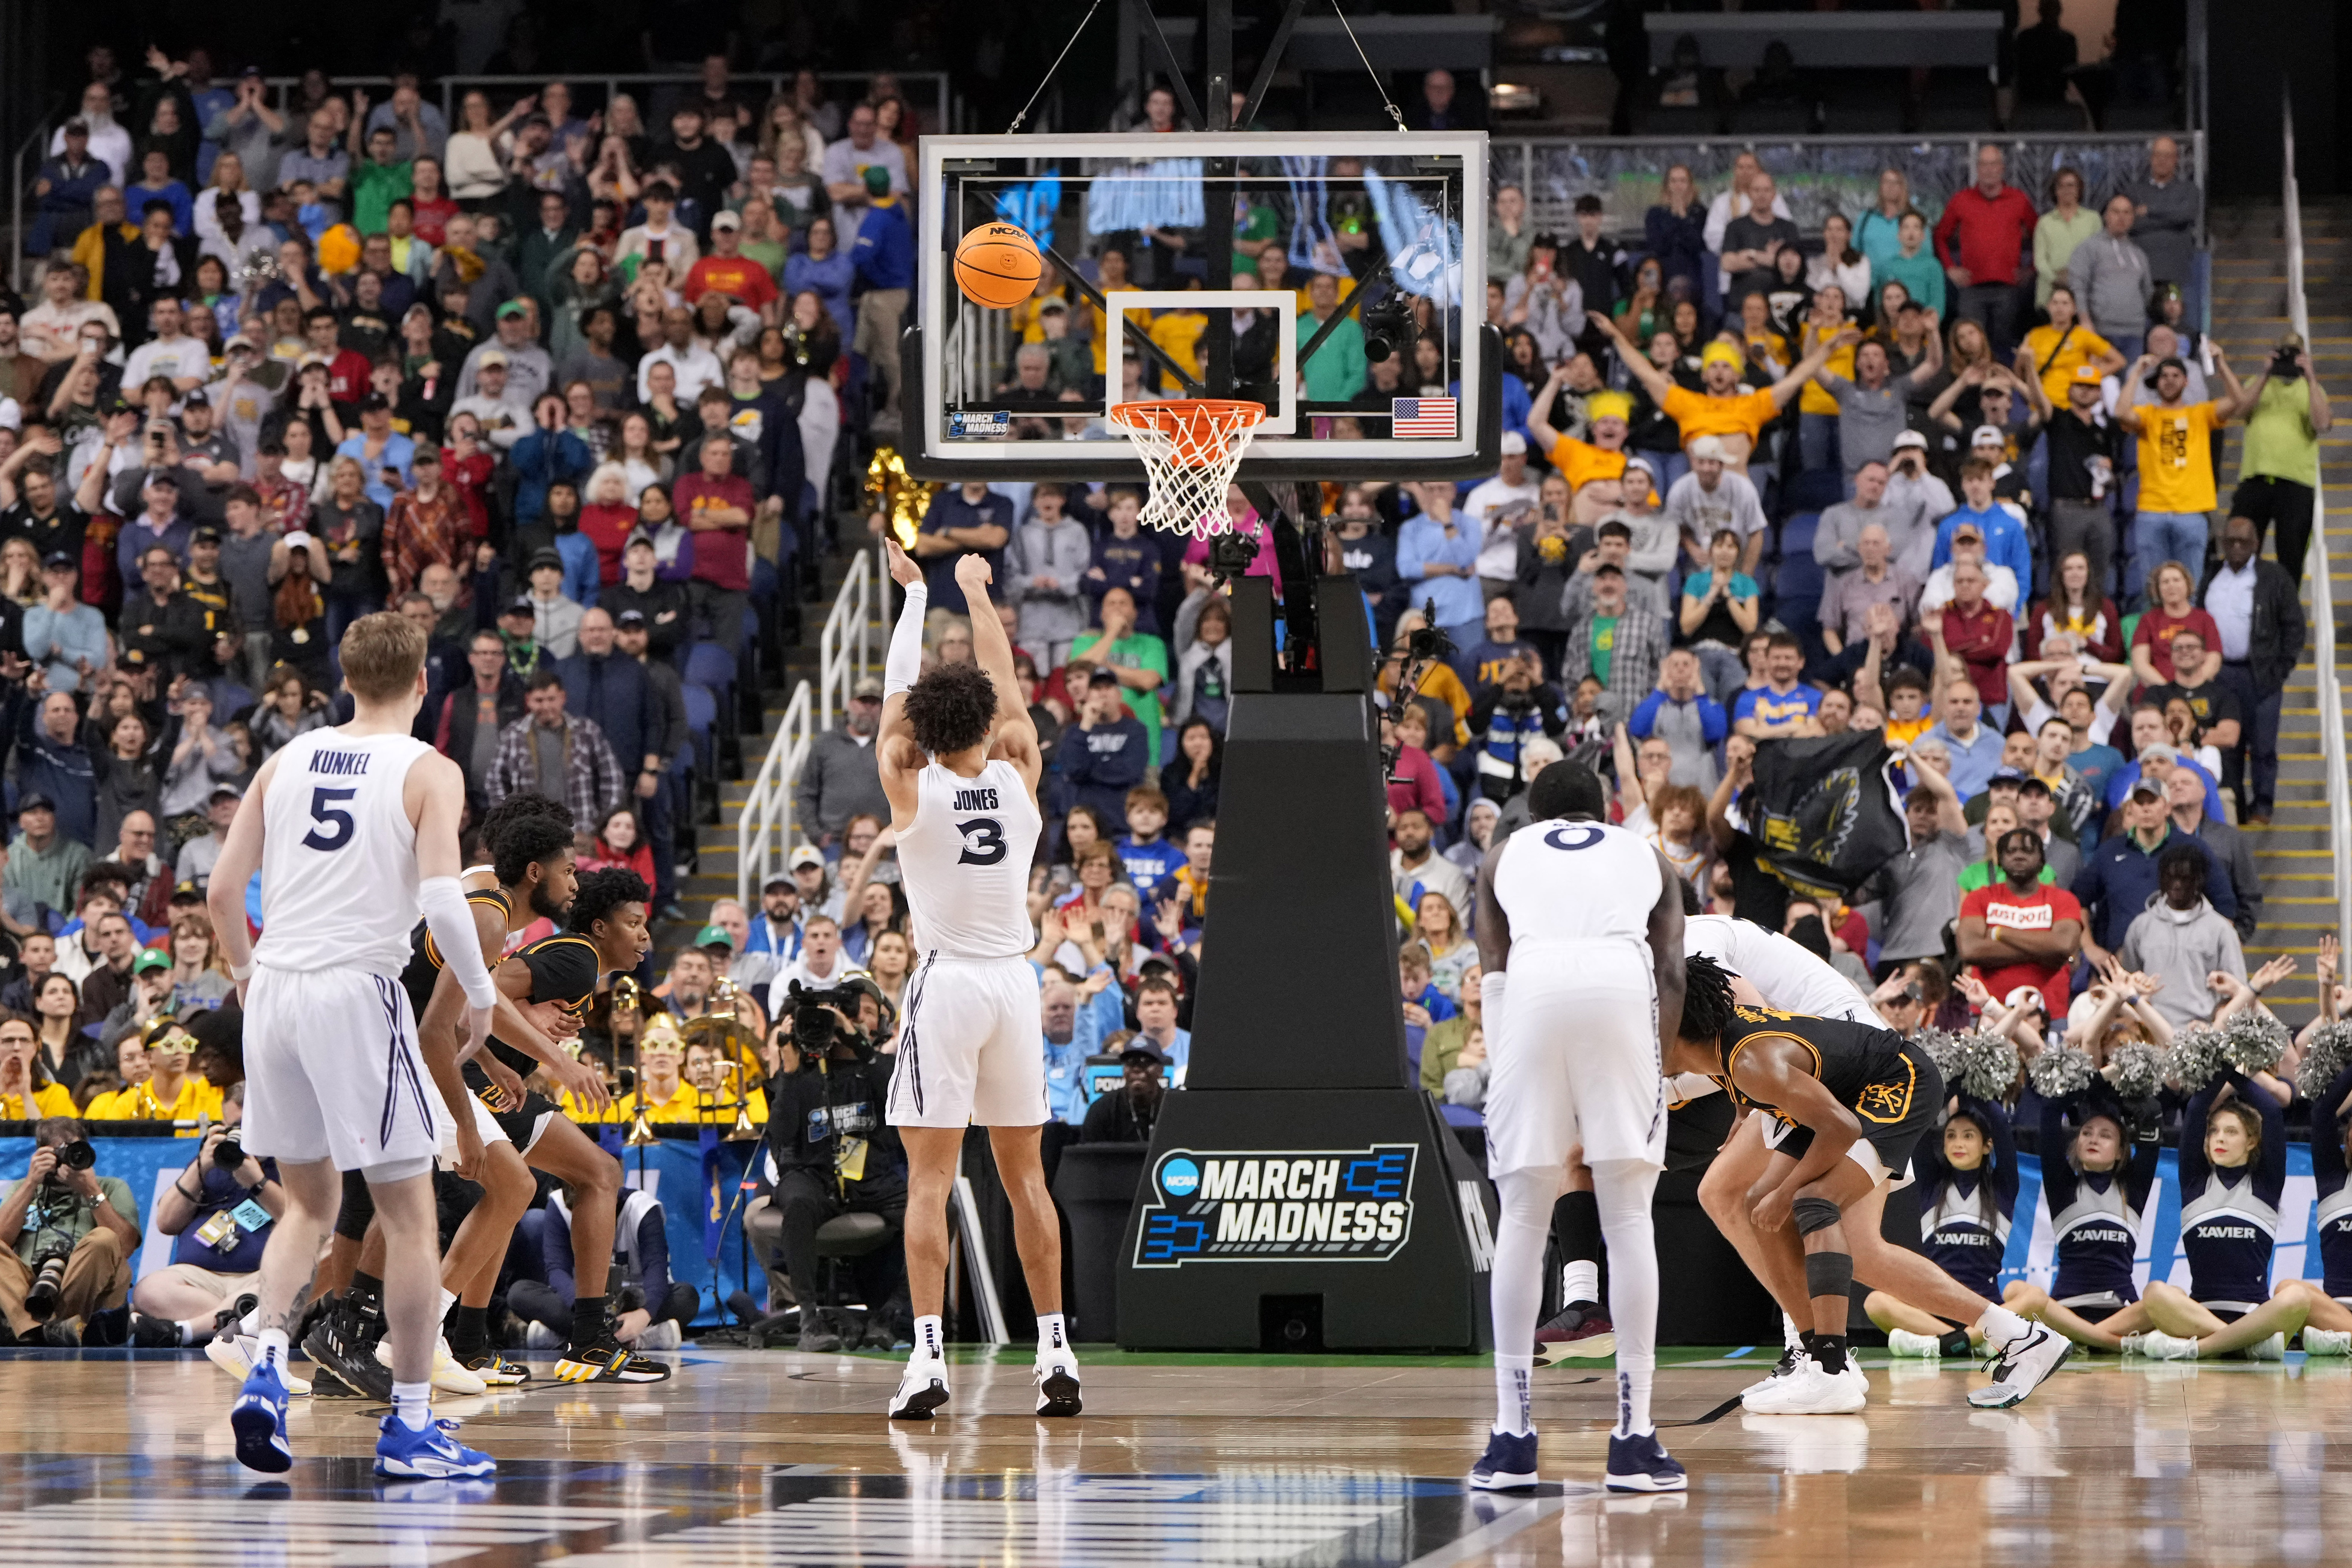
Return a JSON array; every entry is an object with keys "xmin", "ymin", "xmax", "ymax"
[
  {"xmin": 229, "ymin": 1360, "xmax": 294, "ymax": 1473},
  {"xmin": 374, "ymin": 1415, "xmax": 496, "ymax": 1479},
  {"xmin": 1468, "ymin": 1429, "xmax": 1539, "ymax": 1491},
  {"xmin": 1604, "ymin": 1431, "xmax": 1687, "ymax": 1493}
]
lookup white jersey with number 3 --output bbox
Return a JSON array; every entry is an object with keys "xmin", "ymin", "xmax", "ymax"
[
  {"xmin": 1491, "ymin": 817, "xmax": 1663, "ymax": 952},
  {"xmin": 253, "ymin": 730, "xmax": 436, "ymax": 977},
  {"xmin": 896, "ymin": 759, "xmax": 1041, "ymax": 960}
]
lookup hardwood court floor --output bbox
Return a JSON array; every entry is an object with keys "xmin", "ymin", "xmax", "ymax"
[{"xmin": 0, "ymin": 1346, "xmax": 2345, "ymax": 1566}]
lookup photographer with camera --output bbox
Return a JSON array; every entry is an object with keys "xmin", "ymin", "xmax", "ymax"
[
  {"xmin": 129, "ymin": 1078, "xmax": 284, "ymax": 1349},
  {"xmin": 745, "ymin": 976, "xmax": 909, "ymax": 1352},
  {"xmin": 0, "ymin": 1116, "xmax": 141, "ymax": 1346},
  {"xmin": 2229, "ymin": 336, "xmax": 2332, "ymax": 587}
]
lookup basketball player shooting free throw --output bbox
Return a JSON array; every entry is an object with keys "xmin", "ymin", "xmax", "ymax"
[{"xmin": 877, "ymin": 540, "xmax": 1081, "ymax": 1420}]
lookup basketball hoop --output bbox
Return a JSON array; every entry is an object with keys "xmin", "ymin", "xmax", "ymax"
[{"xmin": 1107, "ymin": 399, "xmax": 1267, "ymax": 538}]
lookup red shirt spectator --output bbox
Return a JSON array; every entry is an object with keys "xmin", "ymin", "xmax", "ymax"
[
  {"xmin": 1938, "ymin": 587, "xmax": 2014, "ymax": 710},
  {"xmin": 684, "ymin": 253, "xmax": 778, "ymax": 313},
  {"xmin": 440, "ymin": 442, "xmax": 495, "ymax": 541},
  {"xmin": 672, "ymin": 451, "xmax": 755, "ymax": 592},
  {"xmin": 1958, "ymin": 873, "xmax": 2084, "ymax": 1016},
  {"xmin": 1934, "ymin": 159, "xmax": 2038, "ymax": 288},
  {"xmin": 578, "ymin": 500, "xmax": 638, "ymax": 584},
  {"xmin": 2130, "ymin": 603, "xmax": 2221, "ymax": 685},
  {"xmin": 1384, "ymin": 740, "xmax": 1446, "ymax": 824},
  {"xmin": 322, "ymin": 346, "xmax": 375, "ymax": 407}
]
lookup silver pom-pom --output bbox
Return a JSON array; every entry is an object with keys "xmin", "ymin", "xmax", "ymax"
[
  {"xmin": 2167, "ymin": 1025, "xmax": 2225, "ymax": 1092},
  {"xmin": 2106, "ymin": 1040, "xmax": 2166, "ymax": 1103},
  {"xmin": 2296, "ymin": 1020, "xmax": 2352, "ymax": 1100},
  {"xmin": 2028, "ymin": 1042, "xmax": 2097, "ymax": 1100},
  {"xmin": 2219, "ymin": 1010, "xmax": 2290, "ymax": 1075},
  {"xmin": 1915, "ymin": 1026, "xmax": 1964, "ymax": 1080},
  {"xmin": 1951, "ymin": 1030, "xmax": 2022, "ymax": 1101}
]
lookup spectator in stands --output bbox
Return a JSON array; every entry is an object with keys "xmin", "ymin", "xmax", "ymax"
[
  {"xmin": 1934, "ymin": 144, "xmax": 2038, "ymax": 358},
  {"xmin": 1393, "ymin": 799, "xmax": 1470, "ymax": 923},
  {"xmin": 2073, "ymin": 776, "xmax": 2236, "ymax": 961},
  {"xmin": 1644, "ymin": 164, "xmax": 1706, "ymax": 295},
  {"xmin": 2125, "ymin": 136, "xmax": 2199, "ymax": 294},
  {"xmin": 1561, "ymin": 564, "xmax": 1665, "ymax": 724},
  {"xmin": 1812, "ymin": 337, "xmax": 1941, "ymax": 482},
  {"xmin": 672, "ymin": 431, "xmax": 756, "ymax": 662},
  {"xmin": 1661, "ymin": 437, "xmax": 1768, "ymax": 575},
  {"xmin": 1702, "ymin": 151, "xmax": 1792, "ymax": 295},
  {"xmin": 1057, "ymin": 669, "xmax": 1151, "ymax": 825},
  {"xmin": 1070, "ymin": 586, "xmax": 1170, "ymax": 763},
  {"xmin": 1957, "ymin": 829, "xmax": 2086, "ymax": 1017},
  {"xmin": 1627, "ymin": 647, "xmax": 1726, "ymax": 791},
  {"xmin": 1718, "ymin": 171, "xmax": 1801, "ymax": 312},
  {"xmin": 2230, "ymin": 340, "xmax": 2332, "ymax": 585},
  {"xmin": 1396, "ymin": 482, "xmax": 1483, "ymax": 650},
  {"xmin": 1079, "ymin": 1039, "xmax": 1169, "ymax": 1144},
  {"xmin": 1730, "ymin": 630, "xmax": 1817, "ymax": 740},
  {"xmin": 2117, "ymin": 844, "xmax": 2245, "ymax": 1028},
  {"xmin": 2161, "ymin": 764, "xmax": 2260, "ymax": 941},
  {"xmin": 795, "ymin": 675, "xmax": 887, "ymax": 848},
  {"xmin": 1916, "ymin": 662, "xmax": 2002, "ymax": 800},
  {"xmin": 2068, "ymin": 195, "xmax": 2154, "ymax": 366},
  {"xmin": 1858, "ymin": 749, "xmax": 1968, "ymax": 976},
  {"xmin": 2199, "ymin": 514, "xmax": 2303, "ymax": 826},
  {"xmin": 2130, "ymin": 560, "xmax": 2223, "ymax": 687},
  {"xmin": 1819, "ymin": 523, "xmax": 1921, "ymax": 668},
  {"xmin": 488, "ymin": 669, "xmax": 625, "ymax": 827},
  {"xmin": 1591, "ymin": 314, "xmax": 1841, "ymax": 478},
  {"xmin": 913, "ymin": 480, "xmax": 1012, "ymax": 619},
  {"xmin": 2116, "ymin": 347, "xmax": 2252, "ymax": 604},
  {"xmin": 1008, "ymin": 484, "xmax": 1091, "ymax": 668},
  {"xmin": 558, "ymin": 607, "xmax": 661, "ymax": 815}
]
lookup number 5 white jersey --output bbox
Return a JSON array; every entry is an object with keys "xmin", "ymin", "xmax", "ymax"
[
  {"xmin": 253, "ymin": 730, "xmax": 437, "ymax": 977},
  {"xmin": 1490, "ymin": 817, "xmax": 1663, "ymax": 952},
  {"xmin": 897, "ymin": 759, "xmax": 1041, "ymax": 960}
]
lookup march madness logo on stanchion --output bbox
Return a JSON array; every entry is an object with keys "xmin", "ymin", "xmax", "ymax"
[{"xmin": 1133, "ymin": 1146, "xmax": 1418, "ymax": 1267}]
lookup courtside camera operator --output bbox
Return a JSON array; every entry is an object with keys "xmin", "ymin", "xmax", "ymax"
[
  {"xmin": 746, "ymin": 975, "xmax": 911, "ymax": 1353},
  {"xmin": 130, "ymin": 1079, "xmax": 283, "ymax": 1348},
  {"xmin": 0, "ymin": 1117, "xmax": 142, "ymax": 1346}
]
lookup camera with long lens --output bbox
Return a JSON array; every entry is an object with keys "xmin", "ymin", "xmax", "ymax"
[
  {"xmin": 23, "ymin": 1247, "xmax": 72, "ymax": 1322},
  {"xmin": 786, "ymin": 982, "xmax": 867, "ymax": 1060},
  {"xmin": 43, "ymin": 1139, "xmax": 95, "ymax": 1187},
  {"xmin": 213, "ymin": 1134, "xmax": 245, "ymax": 1171},
  {"xmin": 2271, "ymin": 335, "xmax": 2305, "ymax": 381},
  {"xmin": 1360, "ymin": 290, "xmax": 1414, "ymax": 364}
]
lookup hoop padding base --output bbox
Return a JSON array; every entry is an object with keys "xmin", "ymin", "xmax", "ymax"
[{"xmin": 1107, "ymin": 400, "xmax": 1267, "ymax": 538}]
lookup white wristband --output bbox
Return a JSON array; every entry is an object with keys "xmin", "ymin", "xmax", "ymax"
[{"xmin": 230, "ymin": 960, "xmax": 255, "ymax": 982}]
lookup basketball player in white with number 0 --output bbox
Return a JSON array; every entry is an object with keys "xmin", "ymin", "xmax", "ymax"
[
  {"xmin": 205, "ymin": 613, "xmax": 502, "ymax": 1480},
  {"xmin": 1471, "ymin": 759, "xmax": 1688, "ymax": 1495},
  {"xmin": 876, "ymin": 540, "xmax": 1080, "ymax": 1420}
]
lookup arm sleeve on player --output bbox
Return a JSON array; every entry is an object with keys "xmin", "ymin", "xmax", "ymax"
[
  {"xmin": 884, "ymin": 582, "xmax": 929, "ymax": 697},
  {"xmin": 1479, "ymin": 970, "xmax": 1507, "ymax": 1039},
  {"xmin": 420, "ymin": 875, "xmax": 500, "ymax": 1010}
]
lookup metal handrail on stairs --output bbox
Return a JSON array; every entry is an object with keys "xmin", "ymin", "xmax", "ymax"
[
  {"xmin": 2281, "ymin": 101, "xmax": 2351, "ymax": 947},
  {"xmin": 736, "ymin": 546, "xmax": 882, "ymax": 907}
]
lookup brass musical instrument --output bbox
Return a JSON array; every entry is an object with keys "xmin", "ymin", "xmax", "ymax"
[
  {"xmin": 721, "ymin": 1059, "xmax": 761, "ymax": 1142},
  {"xmin": 621, "ymin": 982, "xmax": 661, "ymax": 1147}
]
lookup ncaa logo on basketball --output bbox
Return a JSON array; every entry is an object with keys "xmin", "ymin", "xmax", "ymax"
[{"xmin": 1133, "ymin": 1145, "xmax": 1417, "ymax": 1268}]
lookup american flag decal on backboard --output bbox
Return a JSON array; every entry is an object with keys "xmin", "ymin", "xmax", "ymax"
[{"xmin": 1391, "ymin": 397, "xmax": 1457, "ymax": 438}]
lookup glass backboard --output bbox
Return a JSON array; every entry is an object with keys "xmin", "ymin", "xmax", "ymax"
[{"xmin": 905, "ymin": 131, "xmax": 1497, "ymax": 483}]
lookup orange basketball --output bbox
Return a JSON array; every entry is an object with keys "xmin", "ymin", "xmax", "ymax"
[{"xmin": 954, "ymin": 222, "xmax": 1042, "ymax": 310}]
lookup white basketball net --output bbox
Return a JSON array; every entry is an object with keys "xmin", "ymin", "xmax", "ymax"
[{"xmin": 1107, "ymin": 400, "xmax": 1268, "ymax": 539}]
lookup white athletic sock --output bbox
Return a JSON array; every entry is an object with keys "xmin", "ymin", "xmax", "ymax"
[
  {"xmin": 255, "ymin": 1328, "xmax": 291, "ymax": 1372},
  {"xmin": 1494, "ymin": 1356, "xmax": 1535, "ymax": 1436},
  {"xmin": 1783, "ymin": 1313, "xmax": 1803, "ymax": 1352},
  {"xmin": 177, "ymin": 1315, "xmax": 215, "ymax": 1343},
  {"xmin": 391, "ymin": 1380, "xmax": 433, "ymax": 1433},
  {"xmin": 1037, "ymin": 1312, "xmax": 1067, "ymax": 1357},
  {"xmin": 1490, "ymin": 1165, "xmax": 1564, "ymax": 1435},
  {"xmin": 438, "ymin": 1286, "xmax": 459, "ymax": 1328},
  {"xmin": 1592, "ymin": 1160, "xmax": 1661, "ymax": 1437},
  {"xmin": 1977, "ymin": 1303, "xmax": 2031, "ymax": 1346},
  {"xmin": 1562, "ymin": 1261, "xmax": 1601, "ymax": 1307},
  {"xmin": 913, "ymin": 1315, "xmax": 944, "ymax": 1361},
  {"xmin": 239, "ymin": 1308, "xmax": 261, "ymax": 1338}
]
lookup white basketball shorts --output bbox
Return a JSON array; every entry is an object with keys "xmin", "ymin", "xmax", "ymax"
[
  {"xmin": 887, "ymin": 953, "xmax": 1048, "ymax": 1129},
  {"xmin": 1486, "ymin": 938, "xmax": 1666, "ymax": 1175},
  {"xmin": 242, "ymin": 965, "xmax": 440, "ymax": 1172}
]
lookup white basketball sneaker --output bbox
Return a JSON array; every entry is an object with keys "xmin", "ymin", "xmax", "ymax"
[
  {"xmin": 1886, "ymin": 1329, "xmax": 1944, "ymax": 1358},
  {"xmin": 206, "ymin": 1334, "xmax": 312, "ymax": 1396},
  {"xmin": 376, "ymin": 1335, "xmax": 489, "ymax": 1396},
  {"xmin": 1034, "ymin": 1349, "xmax": 1083, "ymax": 1417},
  {"xmin": 890, "ymin": 1354, "xmax": 952, "ymax": 1420},
  {"xmin": 2301, "ymin": 1328, "xmax": 2352, "ymax": 1357},
  {"xmin": 2244, "ymin": 1332, "xmax": 2286, "ymax": 1362},
  {"xmin": 2126, "ymin": 1329, "xmax": 2199, "ymax": 1361},
  {"xmin": 1743, "ymin": 1356, "xmax": 1867, "ymax": 1415}
]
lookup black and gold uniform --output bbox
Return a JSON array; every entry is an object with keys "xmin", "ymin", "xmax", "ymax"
[
  {"xmin": 400, "ymin": 887, "xmax": 515, "ymax": 1019},
  {"xmin": 1708, "ymin": 1005, "xmax": 1943, "ymax": 1179},
  {"xmin": 464, "ymin": 932, "xmax": 604, "ymax": 1151}
]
